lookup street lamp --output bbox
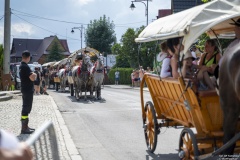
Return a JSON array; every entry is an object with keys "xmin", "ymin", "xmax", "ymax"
[
  {"xmin": 71, "ymin": 25, "xmax": 84, "ymax": 49},
  {"xmin": 130, "ymin": 0, "xmax": 150, "ymax": 26}
]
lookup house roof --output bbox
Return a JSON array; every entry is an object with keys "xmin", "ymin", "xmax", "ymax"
[
  {"xmin": 11, "ymin": 38, "xmax": 42, "ymax": 57},
  {"xmin": 11, "ymin": 36, "xmax": 71, "ymax": 62}
]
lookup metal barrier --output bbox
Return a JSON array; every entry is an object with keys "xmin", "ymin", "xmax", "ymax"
[{"xmin": 26, "ymin": 121, "xmax": 60, "ymax": 160}]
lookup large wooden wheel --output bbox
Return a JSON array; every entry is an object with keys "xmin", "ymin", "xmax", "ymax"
[
  {"xmin": 179, "ymin": 128, "xmax": 199, "ymax": 160},
  {"xmin": 143, "ymin": 101, "xmax": 158, "ymax": 153}
]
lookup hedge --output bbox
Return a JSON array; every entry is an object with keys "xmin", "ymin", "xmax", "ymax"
[{"xmin": 108, "ymin": 68, "xmax": 134, "ymax": 85}]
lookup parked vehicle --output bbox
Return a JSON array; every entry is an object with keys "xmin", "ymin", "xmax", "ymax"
[{"xmin": 14, "ymin": 62, "xmax": 42, "ymax": 89}]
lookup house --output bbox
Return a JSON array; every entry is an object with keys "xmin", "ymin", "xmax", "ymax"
[{"xmin": 10, "ymin": 35, "xmax": 71, "ymax": 64}]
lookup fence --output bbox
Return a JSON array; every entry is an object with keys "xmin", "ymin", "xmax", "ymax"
[{"xmin": 26, "ymin": 121, "xmax": 60, "ymax": 160}]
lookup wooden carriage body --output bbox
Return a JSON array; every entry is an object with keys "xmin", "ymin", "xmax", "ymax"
[{"xmin": 141, "ymin": 73, "xmax": 240, "ymax": 158}]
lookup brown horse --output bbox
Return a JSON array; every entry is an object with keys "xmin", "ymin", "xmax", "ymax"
[{"xmin": 219, "ymin": 44, "xmax": 240, "ymax": 154}]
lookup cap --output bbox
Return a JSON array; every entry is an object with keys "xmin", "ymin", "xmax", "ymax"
[{"xmin": 229, "ymin": 18, "xmax": 240, "ymax": 27}]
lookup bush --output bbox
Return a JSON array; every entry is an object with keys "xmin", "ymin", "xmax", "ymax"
[{"xmin": 108, "ymin": 68, "xmax": 133, "ymax": 85}]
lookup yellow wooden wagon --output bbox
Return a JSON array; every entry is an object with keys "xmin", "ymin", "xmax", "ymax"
[
  {"xmin": 140, "ymin": 74, "xmax": 239, "ymax": 159},
  {"xmin": 136, "ymin": 1, "xmax": 240, "ymax": 159}
]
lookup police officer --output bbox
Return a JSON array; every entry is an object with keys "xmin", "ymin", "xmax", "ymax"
[{"xmin": 19, "ymin": 50, "xmax": 36, "ymax": 134}]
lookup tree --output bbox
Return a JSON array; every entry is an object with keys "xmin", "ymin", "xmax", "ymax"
[
  {"xmin": 119, "ymin": 26, "xmax": 159, "ymax": 69},
  {"xmin": 111, "ymin": 43, "xmax": 130, "ymax": 68},
  {"xmin": 85, "ymin": 15, "xmax": 116, "ymax": 53},
  {"xmin": 47, "ymin": 41, "xmax": 63, "ymax": 62}
]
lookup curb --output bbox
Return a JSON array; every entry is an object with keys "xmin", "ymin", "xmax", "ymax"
[
  {"xmin": 0, "ymin": 95, "xmax": 13, "ymax": 102},
  {"xmin": 49, "ymin": 96, "xmax": 82, "ymax": 160}
]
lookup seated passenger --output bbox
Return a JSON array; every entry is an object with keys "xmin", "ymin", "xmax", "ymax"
[
  {"xmin": 159, "ymin": 41, "xmax": 172, "ymax": 78},
  {"xmin": 182, "ymin": 51, "xmax": 215, "ymax": 90},
  {"xmin": 166, "ymin": 37, "xmax": 184, "ymax": 79},
  {"xmin": 198, "ymin": 39, "xmax": 221, "ymax": 76}
]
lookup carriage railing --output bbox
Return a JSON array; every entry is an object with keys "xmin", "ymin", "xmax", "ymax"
[{"xmin": 26, "ymin": 121, "xmax": 60, "ymax": 160}]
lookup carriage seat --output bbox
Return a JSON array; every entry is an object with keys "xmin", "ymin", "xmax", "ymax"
[{"xmin": 197, "ymin": 89, "xmax": 218, "ymax": 98}]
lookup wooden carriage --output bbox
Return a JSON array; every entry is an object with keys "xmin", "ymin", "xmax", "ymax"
[
  {"xmin": 140, "ymin": 74, "xmax": 240, "ymax": 159},
  {"xmin": 136, "ymin": 1, "xmax": 240, "ymax": 159}
]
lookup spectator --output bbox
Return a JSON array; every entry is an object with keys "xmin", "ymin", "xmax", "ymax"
[
  {"xmin": 139, "ymin": 66, "xmax": 145, "ymax": 82},
  {"xmin": 0, "ymin": 129, "xmax": 33, "ymax": 160},
  {"xmin": 131, "ymin": 70, "xmax": 135, "ymax": 87},
  {"xmin": 34, "ymin": 67, "xmax": 41, "ymax": 95},
  {"xmin": 115, "ymin": 70, "xmax": 120, "ymax": 85},
  {"xmin": 42, "ymin": 65, "xmax": 50, "ymax": 95},
  {"xmin": 19, "ymin": 50, "xmax": 36, "ymax": 134}
]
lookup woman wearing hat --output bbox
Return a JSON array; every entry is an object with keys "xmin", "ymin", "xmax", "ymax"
[{"xmin": 182, "ymin": 50, "xmax": 215, "ymax": 91}]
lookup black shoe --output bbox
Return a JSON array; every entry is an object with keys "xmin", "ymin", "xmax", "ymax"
[
  {"xmin": 28, "ymin": 127, "xmax": 35, "ymax": 131},
  {"xmin": 21, "ymin": 128, "xmax": 35, "ymax": 134},
  {"xmin": 44, "ymin": 92, "xmax": 49, "ymax": 95}
]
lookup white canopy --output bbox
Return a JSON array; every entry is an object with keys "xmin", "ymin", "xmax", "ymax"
[
  {"xmin": 135, "ymin": 0, "xmax": 240, "ymax": 53},
  {"xmin": 42, "ymin": 61, "xmax": 56, "ymax": 67}
]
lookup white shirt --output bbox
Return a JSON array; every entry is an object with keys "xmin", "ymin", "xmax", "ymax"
[{"xmin": 160, "ymin": 57, "xmax": 171, "ymax": 78}]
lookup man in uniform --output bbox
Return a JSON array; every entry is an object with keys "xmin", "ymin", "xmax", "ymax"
[{"xmin": 19, "ymin": 50, "xmax": 36, "ymax": 134}]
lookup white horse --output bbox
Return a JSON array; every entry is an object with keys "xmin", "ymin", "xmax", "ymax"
[
  {"xmin": 58, "ymin": 68, "xmax": 68, "ymax": 92},
  {"xmin": 90, "ymin": 55, "xmax": 105, "ymax": 100},
  {"xmin": 72, "ymin": 54, "xmax": 92, "ymax": 100}
]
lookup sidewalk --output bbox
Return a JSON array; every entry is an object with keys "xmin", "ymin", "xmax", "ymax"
[
  {"xmin": 0, "ymin": 85, "xmax": 147, "ymax": 159},
  {"xmin": 0, "ymin": 92, "xmax": 81, "ymax": 160}
]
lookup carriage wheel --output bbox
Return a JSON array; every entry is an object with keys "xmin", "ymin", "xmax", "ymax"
[
  {"xmin": 143, "ymin": 101, "xmax": 158, "ymax": 153},
  {"xmin": 70, "ymin": 84, "xmax": 74, "ymax": 96},
  {"xmin": 179, "ymin": 128, "xmax": 199, "ymax": 160}
]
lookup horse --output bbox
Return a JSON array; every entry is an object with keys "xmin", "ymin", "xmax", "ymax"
[
  {"xmin": 90, "ymin": 55, "xmax": 105, "ymax": 100},
  {"xmin": 72, "ymin": 54, "xmax": 92, "ymax": 100},
  {"xmin": 219, "ymin": 43, "xmax": 240, "ymax": 155},
  {"xmin": 58, "ymin": 68, "xmax": 68, "ymax": 92}
]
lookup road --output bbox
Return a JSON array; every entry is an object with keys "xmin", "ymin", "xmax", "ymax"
[{"xmin": 49, "ymin": 86, "xmax": 182, "ymax": 160}]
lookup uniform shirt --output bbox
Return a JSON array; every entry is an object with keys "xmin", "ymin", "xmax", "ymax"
[{"xmin": 20, "ymin": 61, "xmax": 34, "ymax": 92}]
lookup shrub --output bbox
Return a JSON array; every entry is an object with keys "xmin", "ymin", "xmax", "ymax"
[{"xmin": 108, "ymin": 68, "xmax": 133, "ymax": 85}]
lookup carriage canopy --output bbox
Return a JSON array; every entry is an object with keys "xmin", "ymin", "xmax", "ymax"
[{"xmin": 135, "ymin": 0, "xmax": 240, "ymax": 53}]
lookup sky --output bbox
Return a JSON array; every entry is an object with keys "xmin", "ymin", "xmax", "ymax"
[{"xmin": 0, "ymin": 0, "xmax": 171, "ymax": 53}]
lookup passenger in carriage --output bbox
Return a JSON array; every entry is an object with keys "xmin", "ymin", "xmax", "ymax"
[
  {"xmin": 182, "ymin": 51, "xmax": 215, "ymax": 90},
  {"xmin": 166, "ymin": 37, "xmax": 184, "ymax": 78},
  {"xmin": 198, "ymin": 39, "xmax": 221, "ymax": 76},
  {"xmin": 159, "ymin": 41, "xmax": 172, "ymax": 78}
]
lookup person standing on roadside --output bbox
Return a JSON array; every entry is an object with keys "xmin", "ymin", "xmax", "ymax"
[
  {"xmin": 42, "ymin": 65, "xmax": 50, "ymax": 95},
  {"xmin": 115, "ymin": 70, "xmax": 120, "ymax": 85},
  {"xmin": 19, "ymin": 50, "xmax": 36, "ymax": 134}
]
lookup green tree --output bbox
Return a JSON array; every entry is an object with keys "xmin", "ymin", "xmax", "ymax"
[
  {"xmin": 85, "ymin": 15, "xmax": 116, "ymax": 53},
  {"xmin": 47, "ymin": 41, "xmax": 63, "ymax": 62},
  {"xmin": 120, "ymin": 26, "xmax": 159, "ymax": 69},
  {"xmin": 111, "ymin": 43, "xmax": 130, "ymax": 68}
]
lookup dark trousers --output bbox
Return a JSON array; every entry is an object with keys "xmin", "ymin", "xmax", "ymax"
[{"xmin": 21, "ymin": 91, "xmax": 34, "ymax": 116}]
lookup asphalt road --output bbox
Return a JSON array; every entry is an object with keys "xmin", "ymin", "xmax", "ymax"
[{"xmin": 49, "ymin": 87, "xmax": 182, "ymax": 160}]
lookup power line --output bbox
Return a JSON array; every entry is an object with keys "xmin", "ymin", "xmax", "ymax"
[
  {"xmin": 12, "ymin": 9, "xmax": 145, "ymax": 28},
  {"xmin": 12, "ymin": 9, "xmax": 88, "ymax": 25},
  {"xmin": 0, "ymin": 16, "xmax": 3, "ymax": 21},
  {"xmin": 12, "ymin": 13, "xmax": 81, "ymax": 42}
]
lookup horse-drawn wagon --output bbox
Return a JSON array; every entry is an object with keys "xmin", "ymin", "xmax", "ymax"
[
  {"xmin": 67, "ymin": 47, "xmax": 105, "ymax": 100},
  {"xmin": 136, "ymin": 0, "xmax": 240, "ymax": 159}
]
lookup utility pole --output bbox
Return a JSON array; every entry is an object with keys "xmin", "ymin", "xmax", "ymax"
[
  {"xmin": 3, "ymin": 0, "xmax": 11, "ymax": 74},
  {"xmin": 71, "ymin": 25, "xmax": 84, "ymax": 49}
]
